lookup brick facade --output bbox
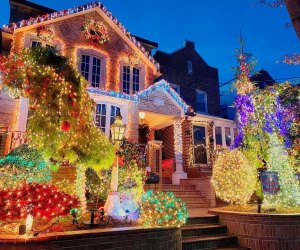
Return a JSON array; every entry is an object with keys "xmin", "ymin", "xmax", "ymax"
[
  {"xmin": 0, "ymin": 226, "xmax": 182, "ymax": 250},
  {"xmin": 154, "ymin": 41, "xmax": 221, "ymax": 116},
  {"xmin": 138, "ymin": 90, "xmax": 182, "ymax": 117},
  {"xmin": 210, "ymin": 209, "xmax": 300, "ymax": 250}
]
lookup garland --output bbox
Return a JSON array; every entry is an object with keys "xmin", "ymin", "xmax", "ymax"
[
  {"xmin": 36, "ymin": 25, "xmax": 54, "ymax": 43},
  {"xmin": 82, "ymin": 19, "xmax": 109, "ymax": 45}
]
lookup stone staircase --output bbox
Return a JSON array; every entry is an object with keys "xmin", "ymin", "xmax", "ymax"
[
  {"xmin": 162, "ymin": 177, "xmax": 214, "ymax": 209},
  {"xmin": 182, "ymin": 215, "xmax": 249, "ymax": 250}
]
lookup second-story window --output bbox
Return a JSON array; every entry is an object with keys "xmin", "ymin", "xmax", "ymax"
[
  {"xmin": 187, "ymin": 60, "xmax": 193, "ymax": 75},
  {"xmin": 196, "ymin": 90, "xmax": 207, "ymax": 113},
  {"xmin": 122, "ymin": 65, "xmax": 140, "ymax": 94},
  {"xmin": 80, "ymin": 54, "xmax": 102, "ymax": 88}
]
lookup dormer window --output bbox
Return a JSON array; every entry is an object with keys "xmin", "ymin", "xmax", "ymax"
[
  {"xmin": 187, "ymin": 60, "xmax": 193, "ymax": 75},
  {"xmin": 122, "ymin": 65, "xmax": 140, "ymax": 94},
  {"xmin": 80, "ymin": 54, "xmax": 103, "ymax": 88}
]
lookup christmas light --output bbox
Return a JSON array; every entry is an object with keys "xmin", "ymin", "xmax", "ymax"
[
  {"xmin": 211, "ymin": 149, "xmax": 257, "ymax": 204},
  {"xmin": 140, "ymin": 190, "xmax": 188, "ymax": 228}
]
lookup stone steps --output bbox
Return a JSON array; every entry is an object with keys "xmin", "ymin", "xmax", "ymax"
[
  {"xmin": 182, "ymin": 215, "xmax": 247, "ymax": 250},
  {"xmin": 182, "ymin": 235, "xmax": 239, "ymax": 250},
  {"xmin": 162, "ymin": 184, "xmax": 196, "ymax": 191}
]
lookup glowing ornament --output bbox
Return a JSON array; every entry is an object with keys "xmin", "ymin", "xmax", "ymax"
[{"xmin": 60, "ymin": 121, "xmax": 71, "ymax": 132}]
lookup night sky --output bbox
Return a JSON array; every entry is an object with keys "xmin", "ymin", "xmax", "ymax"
[{"xmin": 1, "ymin": 0, "xmax": 299, "ymax": 105}]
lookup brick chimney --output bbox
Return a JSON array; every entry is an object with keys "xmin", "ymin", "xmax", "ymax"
[{"xmin": 184, "ymin": 40, "xmax": 195, "ymax": 49}]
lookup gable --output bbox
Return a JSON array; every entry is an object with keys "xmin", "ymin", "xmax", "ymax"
[
  {"xmin": 3, "ymin": 1, "xmax": 160, "ymax": 75},
  {"xmin": 137, "ymin": 80, "xmax": 188, "ymax": 117}
]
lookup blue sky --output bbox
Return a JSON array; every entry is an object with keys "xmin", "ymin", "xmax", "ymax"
[{"xmin": 1, "ymin": 0, "xmax": 299, "ymax": 105}]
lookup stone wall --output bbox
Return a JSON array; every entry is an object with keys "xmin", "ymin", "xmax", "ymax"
[
  {"xmin": 210, "ymin": 209, "xmax": 300, "ymax": 250},
  {"xmin": 0, "ymin": 226, "xmax": 182, "ymax": 250}
]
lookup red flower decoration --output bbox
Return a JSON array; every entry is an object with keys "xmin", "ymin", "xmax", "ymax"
[{"xmin": 61, "ymin": 121, "xmax": 71, "ymax": 132}]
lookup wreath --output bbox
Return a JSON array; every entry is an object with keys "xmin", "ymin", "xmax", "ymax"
[
  {"xmin": 127, "ymin": 51, "xmax": 140, "ymax": 66},
  {"xmin": 82, "ymin": 19, "xmax": 109, "ymax": 45},
  {"xmin": 36, "ymin": 25, "xmax": 54, "ymax": 43}
]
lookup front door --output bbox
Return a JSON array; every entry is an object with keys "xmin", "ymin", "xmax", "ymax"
[{"xmin": 193, "ymin": 125, "xmax": 207, "ymax": 165}]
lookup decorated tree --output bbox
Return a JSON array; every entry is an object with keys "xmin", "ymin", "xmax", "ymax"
[
  {"xmin": 0, "ymin": 144, "xmax": 51, "ymax": 189},
  {"xmin": 0, "ymin": 47, "xmax": 115, "ymax": 208},
  {"xmin": 229, "ymin": 41, "xmax": 300, "ymax": 207},
  {"xmin": 140, "ymin": 190, "xmax": 188, "ymax": 227},
  {"xmin": 0, "ymin": 47, "xmax": 114, "ymax": 171},
  {"xmin": 86, "ymin": 141, "xmax": 146, "ymax": 203},
  {"xmin": 0, "ymin": 182, "xmax": 79, "ymax": 231}
]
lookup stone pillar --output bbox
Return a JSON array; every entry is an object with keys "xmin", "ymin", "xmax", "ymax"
[{"xmin": 172, "ymin": 119, "xmax": 187, "ymax": 184}]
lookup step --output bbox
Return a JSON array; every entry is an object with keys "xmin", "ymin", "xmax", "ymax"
[
  {"xmin": 215, "ymin": 248, "xmax": 250, "ymax": 250},
  {"xmin": 186, "ymin": 215, "xmax": 219, "ymax": 225},
  {"xmin": 162, "ymin": 184, "xmax": 196, "ymax": 191},
  {"xmin": 187, "ymin": 203, "xmax": 211, "ymax": 209},
  {"xmin": 180, "ymin": 197, "xmax": 209, "ymax": 203},
  {"xmin": 182, "ymin": 224, "xmax": 227, "ymax": 238},
  {"xmin": 182, "ymin": 235, "xmax": 239, "ymax": 250},
  {"xmin": 169, "ymin": 190, "xmax": 202, "ymax": 196}
]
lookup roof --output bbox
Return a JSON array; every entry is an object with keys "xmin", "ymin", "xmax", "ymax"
[
  {"xmin": 2, "ymin": 1, "xmax": 160, "ymax": 73},
  {"xmin": 10, "ymin": 0, "xmax": 56, "ymax": 15},
  {"xmin": 87, "ymin": 80, "xmax": 190, "ymax": 113}
]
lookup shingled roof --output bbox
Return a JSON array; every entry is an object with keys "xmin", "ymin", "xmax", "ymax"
[{"xmin": 2, "ymin": 1, "xmax": 160, "ymax": 73}]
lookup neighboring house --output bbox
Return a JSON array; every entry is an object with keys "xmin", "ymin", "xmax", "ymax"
[
  {"xmin": 250, "ymin": 69, "xmax": 276, "ymax": 89},
  {"xmin": 0, "ymin": 1, "xmax": 236, "ymax": 188},
  {"xmin": 154, "ymin": 40, "xmax": 221, "ymax": 116}
]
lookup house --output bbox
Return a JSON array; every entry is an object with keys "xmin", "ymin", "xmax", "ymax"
[
  {"xmin": 0, "ymin": 1, "xmax": 236, "ymax": 208},
  {"xmin": 250, "ymin": 69, "xmax": 276, "ymax": 89}
]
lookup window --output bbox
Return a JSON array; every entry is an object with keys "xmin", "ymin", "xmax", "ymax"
[
  {"xmin": 187, "ymin": 60, "xmax": 193, "ymax": 74},
  {"xmin": 95, "ymin": 103, "xmax": 121, "ymax": 136},
  {"xmin": 170, "ymin": 83, "xmax": 181, "ymax": 95},
  {"xmin": 80, "ymin": 54, "xmax": 102, "ymax": 88},
  {"xmin": 31, "ymin": 40, "xmax": 54, "ymax": 49},
  {"xmin": 233, "ymin": 128, "xmax": 238, "ymax": 139},
  {"xmin": 122, "ymin": 65, "xmax": 140, "ymax": 94},
  {"xmin": 225, "ymin": 127, "xmax": 231, "ymax": 146},
  {"xmin": 196, "ymin": 90, "xmax": 207, "ymax": 113},
  {"xmin": 193, "ymin": 125, "xmax": 207, "ymax": 164},
  {"xmin": 95, "ymin": 104, "xmax": 107, "ymax": 132},
  {"xmin": 31, "ymin": 41, "xmax": 42, "ymax": 47},
  {"xmin": 215, "ymin": 126, "xmax": 223, "ymax": 149}
]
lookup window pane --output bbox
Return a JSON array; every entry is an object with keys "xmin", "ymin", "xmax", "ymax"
[
  {"xmin": 95, "ymin": 104, "xmax": 107, "ymax": 132},
  {"xmin": 187, "ymin": 60, "xmax": 193, "ymax": 74},
  {"xmin": 193, "ymin": 126, "xmax": 207, "ymax": 164},
  {"xmin": 91, "ymin": 56, "xmax": 101, "ymax": 88},
  {"xmin": 215, "ymin": 127, "xmax": 223, "ymax": 148},
  {"xmin": 225, "ymin": 127, "xmax": 231, "ymax": 146},
  {"xmin": 196, "ymin": 91, "xmax": 207, "ymax": 113},
  {"xmin": 122, "ymin": 65, "xmax": 130, "ymax": 94},
  {"xmin": 31, "ymin": 41, "xmax": 42, "ymax": 47},
  {"xmin": 132, "ymin": 67, "xmax": 140, "ymax": 94},
  {"xmin": 80, "ymin": 54, "xmax": 90, "ymax": 81},
  {"xmin": 110, "ymin": 106, "xmax": 120, "ymax": 125}
]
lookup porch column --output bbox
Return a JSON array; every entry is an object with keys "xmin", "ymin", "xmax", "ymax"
[{"xmin": 172, "ymin": 119, "xmax": 187, "ymax": 184}]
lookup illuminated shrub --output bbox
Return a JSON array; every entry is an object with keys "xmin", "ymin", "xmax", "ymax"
[
  {"xmin": 211, "ymin": 149, "xmax": 257, "ymax": 204},
  {"xmin": 0, "ymin": 144, "xmax": 51, "ymax": 188},
  {"xmin": 0, "ymin": 182, "xmax": 79, "ymax": 222},
  {"xmin": 140, "ymin": 190, "xmax": 188, "ymax": 227}
]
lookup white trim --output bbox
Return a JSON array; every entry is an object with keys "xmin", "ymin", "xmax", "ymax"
[
  {"xmin": 77, "ymin": 49, "xmax": 107, "ymax": 89},
  {"xmin": 120, "ymin": 62, "xmax": 145, "ymax": 95}
]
